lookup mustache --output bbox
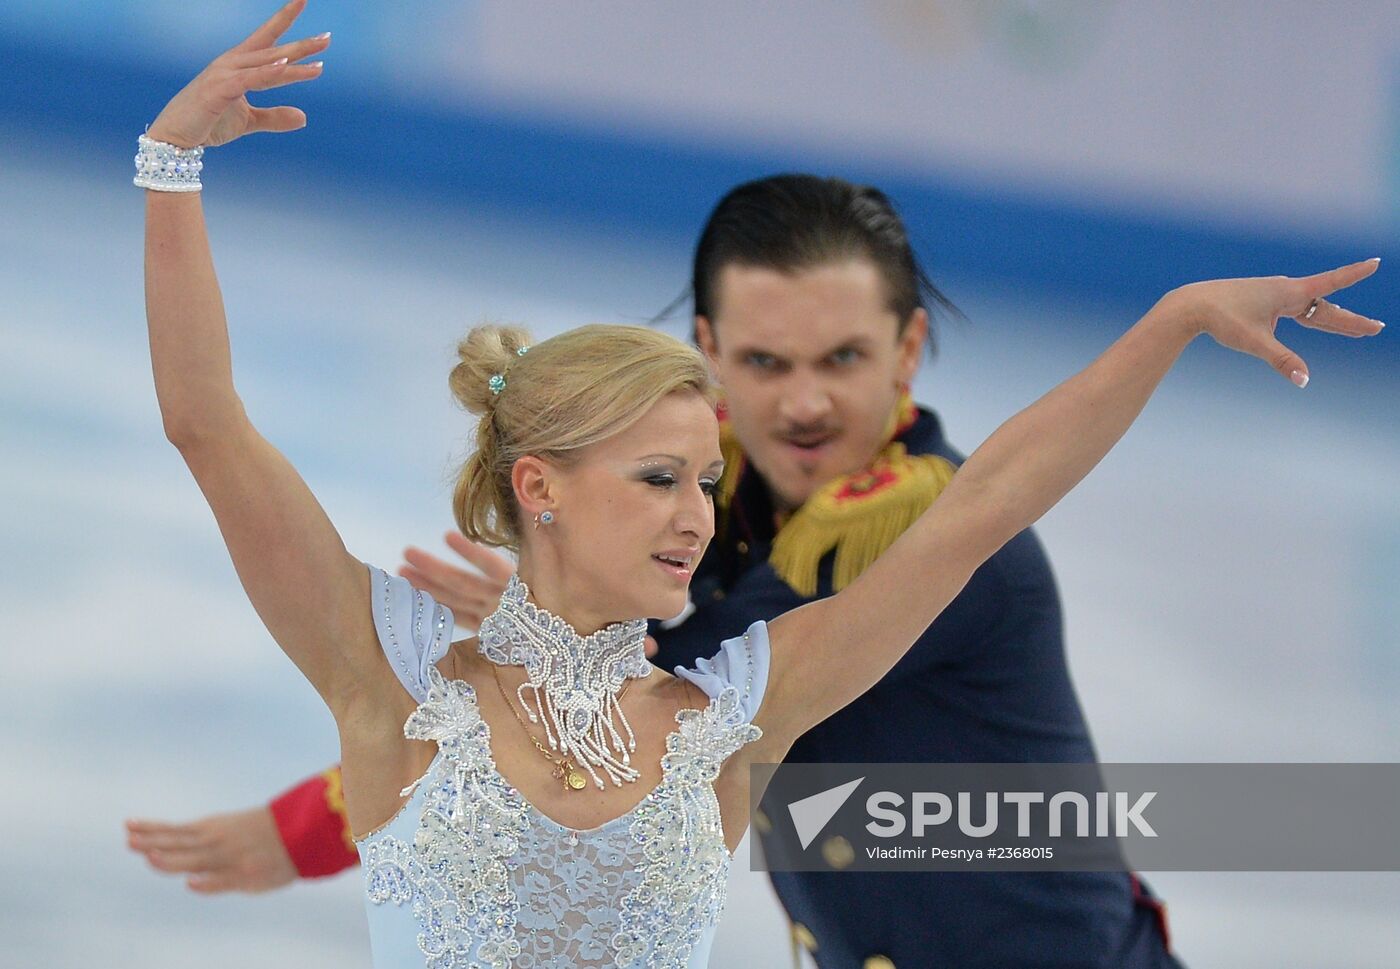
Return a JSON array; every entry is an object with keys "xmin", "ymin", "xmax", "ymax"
[{"xmin": 776, "ymin": 425, "xmax": 839, "ymax": 440}]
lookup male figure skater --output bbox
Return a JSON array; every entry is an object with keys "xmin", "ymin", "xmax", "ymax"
[{"xmin": 128, "ymin": 174, "xmax": 1179, "ymax": 968}]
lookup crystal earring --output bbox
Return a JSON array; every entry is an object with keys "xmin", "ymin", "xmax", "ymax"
[{"xmin": 533, "ymin": 510, "xmax": 555, "ymax": 529}]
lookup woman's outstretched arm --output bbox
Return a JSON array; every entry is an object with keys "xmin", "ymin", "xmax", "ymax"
[
  {"xmin": 758, "ymin": 263, "xmax": 1384, "ymax": 741},
  {"xmin": 143, "ymin": 2, "xmax": 377, "ymax": 717}
]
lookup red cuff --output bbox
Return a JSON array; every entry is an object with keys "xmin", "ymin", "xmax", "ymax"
[
  {"xmin": 268, "ymin": 766, "xmax": 360, "ymax": 879},
  {"xmin": 1130, "ymin": 873, "xmax": 1172, "ymax": 954}
]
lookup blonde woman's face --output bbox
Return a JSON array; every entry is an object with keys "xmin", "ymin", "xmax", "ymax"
[{"xmin": 552, "ymin": 391, "xmax": 724, "ymax": 621}]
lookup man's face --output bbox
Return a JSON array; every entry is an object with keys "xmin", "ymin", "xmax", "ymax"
[{"xmin": 697, "ymin": 260, "xmax": 927, "ymax": 511}]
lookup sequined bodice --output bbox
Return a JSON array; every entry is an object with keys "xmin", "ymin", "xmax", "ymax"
[{"xmin": 358, "ymin": 625, "xmax": 766, "ymax": 969}]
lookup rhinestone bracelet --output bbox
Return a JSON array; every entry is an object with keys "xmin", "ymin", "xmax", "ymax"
[{"xmin": 133, "ymin": 133, "xmax": 205, "ymax": 193}]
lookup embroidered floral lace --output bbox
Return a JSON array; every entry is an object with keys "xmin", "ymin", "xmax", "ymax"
[{"xmin": 357, "ymin": 565, "xmax": 768, "ymax": 969}]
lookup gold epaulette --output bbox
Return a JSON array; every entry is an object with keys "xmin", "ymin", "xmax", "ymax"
[
  {"xmin": 770, "ymin": 442, "xmax": 957, "ymax": 597},
  {"xmin": 322, "ymin": 766, "xmax": 357, "ymax": 854},
  {"xmin": 715, "ymin": 416, "xmax": 746, "ymax": 517}
]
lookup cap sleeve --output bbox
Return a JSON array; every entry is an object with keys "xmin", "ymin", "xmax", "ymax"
[
  {"xmin": 366, "ymin": 563, "xmax": 454, "ymax": 704},
  {"xmin": 673, "ymin": 619, "xmax": 770, "ymax": 724}
]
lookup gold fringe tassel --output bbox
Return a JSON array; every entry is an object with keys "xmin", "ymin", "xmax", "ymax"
[
  {"xmin": 769, "ymin": 444, "xmax": 957, "ymax": 597},
  {"xmin": 322, "ymin": 766, "xmax": 358, "ymax": 855}
]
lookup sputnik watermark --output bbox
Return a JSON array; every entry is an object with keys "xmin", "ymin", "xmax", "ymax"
[
  {"xmin": 752, "ymin": 763, "xmax": 1400, "ymax": 872},
  {"xmin": 865, "ymin": 789, "xmax": 1157, "ymax": 838}
]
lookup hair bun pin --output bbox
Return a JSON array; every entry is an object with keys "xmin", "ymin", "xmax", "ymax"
[{"xmin": 489, "ymin": 345, "xmax": 531, "ymax": 396}]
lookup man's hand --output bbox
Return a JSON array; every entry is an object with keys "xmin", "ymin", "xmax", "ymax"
[
  {"xmin": 398, "ymin": 531, "xmax": 515, "ymax": 629},
  {"xmin": 399, "ymin": 531, "xmax": 659, "ymax": 657},
  {"xmin": 125, "ymin": 808, "xmax": 297, "ymax": 894}
]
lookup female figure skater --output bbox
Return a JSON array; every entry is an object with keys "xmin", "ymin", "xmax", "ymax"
[{"xmin": 138, "ymin": 2, "xmax": 1383, "ymax": 966}]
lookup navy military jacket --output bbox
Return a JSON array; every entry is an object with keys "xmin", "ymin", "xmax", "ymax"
[{"xmin": 650, "ymin": 406, "xmax": 1174, "ymax": 969}]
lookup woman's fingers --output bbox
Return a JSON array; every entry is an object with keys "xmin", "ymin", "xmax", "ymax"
[
  {"xmin": 232, "ymin": 0, "xmax": 307, "ymax": 55},
  {"xmin": 1253, "ymin": 332, "xmax": 1310, "ymax": 387},
  {"xmin": 242, "ymin": 59, "xmax": 324, "ymax": 93},
  {"xmin": 1285, "ymin": 259, "xmax": 1384, "ymax": 341},
  {"xmin": 226, "ymin": 31, "xmax": 330, "ymax": 70},
  {"xmin": 209, "ymin": 58, "xmax": 289, "ymax": 100},
  {"xmin": 1293, "ymin": 298, "xmax": 1385, "ymax": 338},
  {"xmin": 444, "ymin": 531, "xmax": 516, "ymax": 583},
  {"xmin": 1299, "ymin": 258, "xmax": 1381, "ymax": 302},
  {"xmin": 248, "ymin": 105, "xmax": 308, "ymax": 133},
  {"xmin": 212, "ymin": 59, "xmax": 319, "ymax": 106}
]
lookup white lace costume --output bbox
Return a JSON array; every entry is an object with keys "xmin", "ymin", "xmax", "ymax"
[{"xmin": 356, "ymin": 566, "xmax": 770, "ymax": 968}]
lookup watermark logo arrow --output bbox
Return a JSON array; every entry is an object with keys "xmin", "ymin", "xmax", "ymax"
[{"xmin": 787, "ymin": 776, "xmax": 864, "ymax": 849}]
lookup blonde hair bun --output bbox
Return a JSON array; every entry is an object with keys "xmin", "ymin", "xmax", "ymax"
[{"xmin": 448, "ymin": 324, "xmax": 533, "ymax": 417}]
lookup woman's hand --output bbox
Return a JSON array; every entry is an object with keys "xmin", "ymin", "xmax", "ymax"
[
  {"xmin": 1170, "ymin": 258, "xmax": 1384, "ymax": 387},
  {"xmin": 147, "ymin": 0, "xmax": 328, "ymax": 150}
]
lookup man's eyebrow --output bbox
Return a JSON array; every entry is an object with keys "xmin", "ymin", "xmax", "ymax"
[
  {"xmin": 818, "ymin": 336, "xmax": 876, "ymax": 355},
  {"xmin": 729, "ymin": 336, "xmax": 876, "ymax": 359},
  {"xmin": 727, "ymin": 342, "xmax": 783, "ymax": 360}
]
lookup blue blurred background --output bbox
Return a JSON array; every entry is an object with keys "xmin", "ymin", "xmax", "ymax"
[{"xmin": 2, "ymin": 2, "xmax": 1398, "ymax": 966}]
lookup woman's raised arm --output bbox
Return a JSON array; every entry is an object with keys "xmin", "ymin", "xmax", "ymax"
[
  {"xmin": 143, "ymin": 2, "xmax": 378, "ymax": 717},
  {"xmin": 757, "ymin": 262, "xmax": 1384, "ymax": 742}
]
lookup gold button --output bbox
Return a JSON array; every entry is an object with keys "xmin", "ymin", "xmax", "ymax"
[
  {"xmin": 791, "ymin": 922, "xmax": 818, "ymax": 952},
  {"xmin": 736, "ymin": 540, "xmax": 750, "ymax": 554},
  {"xmin": 754, "ymin": 808, "xmax": 772, "ymax": 834},
  {"xmin": 863, "ymin": 957, "xmax": 895, "ymax": 969},
  {"xmin": 821, "ymin": 835, "xmax": 854, "ymax": 870}
]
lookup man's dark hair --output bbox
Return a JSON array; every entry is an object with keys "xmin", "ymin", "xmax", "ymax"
[{"xmin": 687, "ymin": 174, "xmax": 962, "ymax": 354}]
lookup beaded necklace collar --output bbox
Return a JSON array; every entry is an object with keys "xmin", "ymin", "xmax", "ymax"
[{"xmin": 477, "ymin": 574, "xmax": 652, "ymax": 790}]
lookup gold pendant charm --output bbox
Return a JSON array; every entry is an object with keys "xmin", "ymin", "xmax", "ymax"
[{"xmin": 565, "ymin": 767, "xmax": 588, "ymax": 791}]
